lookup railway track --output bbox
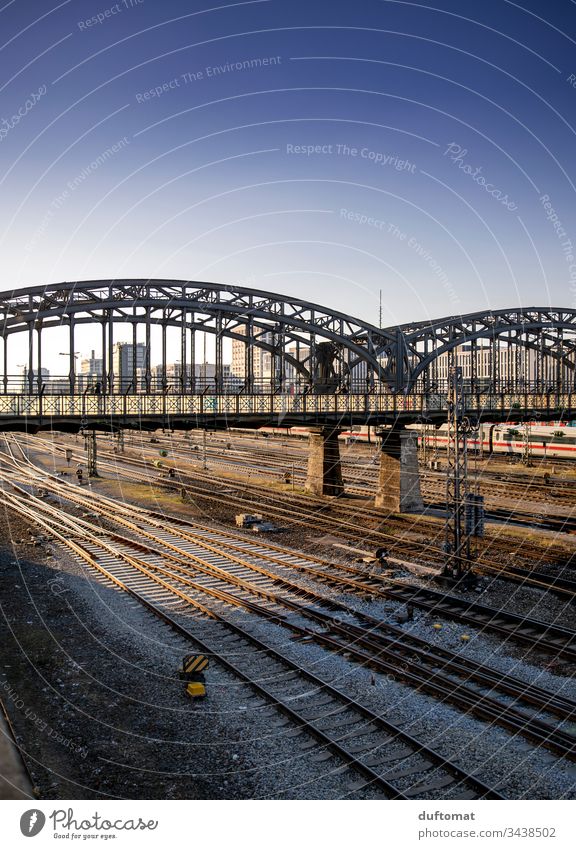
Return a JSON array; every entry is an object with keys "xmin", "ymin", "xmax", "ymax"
[
  {"xmin": 27, "ymin": 432, "xmax": 576, "ymax": 555},
  {"xmin": 106, "ymin": 435, "xmax": 576, "ymax": 528},
  {"xmin": 423, "ymin": 500, "xmax": 576, "ymax": 535},
  {"xmin": 133, "ymin": 430, "xmax": 576, "ymax": 500},
  {"xmin": 1, "ymin": 447, "xmax": 575, "ymax": 768},
  {"xmin": 122, "ymin": 519, "xmax": 576, "ymax": 661},
  {"xmin": 1, "ymin": 479, "xmax": 575, "ymax": 770},
  {"xmin": 3, "ymin": 441, "xmax": 576, "ymax": 660},
  {"xmin": 0, "ymin": 486, "xmax": 506, "ymax": 800},
  {"xmin": 12, "ymin": 435, "xmax": 576, "ymax": 598}
]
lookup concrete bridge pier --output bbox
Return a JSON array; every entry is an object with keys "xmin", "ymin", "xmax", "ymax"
[
  {"xmin": 305, "ymin": 427, "xmax": 344, "ymax": 497},
  {"xmin": 375, "ymin": 428, "xmax": 423, "ymax": 513}
]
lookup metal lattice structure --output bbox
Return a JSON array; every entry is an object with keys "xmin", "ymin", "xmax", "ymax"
[
  {"xmin": 0, "ymin": 280, "xmax": 396, "ymax": 396},
  {"xmin": 391, "ymin": 308, "xmax": 576, "ymax": 393},
  {"xmin": 444, "ymin": 365, "xmax": 471, "ymax": 578},
  {"xmin": 0, "ymin": 281, "xmax": 575, "ymax": 407},
  {"xmin": 84, "ymin": 429, "xmax": 98, "ymax": 477}
]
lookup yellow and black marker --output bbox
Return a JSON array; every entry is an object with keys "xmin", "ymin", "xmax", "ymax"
[
  {"xmin": 180, "ymin": 654, "xmax": 209, "ymax": 699},
  {"xmin": 183, "ymin": 654, "xmax": 209, "ymax": 674}
]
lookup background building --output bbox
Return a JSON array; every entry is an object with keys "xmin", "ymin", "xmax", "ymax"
[
  {"xmin": 112, "ymin": 342, "xmax": 147, "ymax": 392},
  {"xmin": 78, "ymin": 350, "xmax": 103, "ymax": 391},
  {"xmin": 432, "ymin": 345, "xmax": 540, "ymax": 389},
  {"xmin": 19, "ymin": 366, "xmax": 49, "ymax": 392},
  {"xmin": 231, "ymin": 326, "xmax": 274, "ymax": 389},
  {"xmin": 151, "ymin": 362, "xmax": 233, "ymax": 391}
]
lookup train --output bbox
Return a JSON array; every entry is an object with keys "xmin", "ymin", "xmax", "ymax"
[
  {"xmin": 413, "ymin": 423, "xmax": 576, "ymax": 460},
  {"xmin": 254, "ymin": 423, "xmax": 576, "ymax": 459}
]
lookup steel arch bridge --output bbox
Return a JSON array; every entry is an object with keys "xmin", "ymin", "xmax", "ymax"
[
  {"xmin": 397, "ymin": 308, "xmax": 576, "ymax": 392},
  {"xmin": 0, "ymin": 279, "xmax": 574, "ymax": 429},
  {"xmin": 0, "ymin": 279, "xmax": 395, "ymax": 396}
]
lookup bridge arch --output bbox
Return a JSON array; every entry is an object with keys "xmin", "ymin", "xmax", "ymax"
[
  {"xmin": 396, "ymin": 308, "xmax": 576, "ymax": 392},
  {"xmin": 1, "ymin": 283, "xmax": 575, "ymax": 397},
  {"xmin": 0, "ymin": 280, "xmax": 394, "ymax": 395}
]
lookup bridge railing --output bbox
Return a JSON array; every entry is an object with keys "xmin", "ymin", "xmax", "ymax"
[{"xmin": 0, "ymin": 392, "xmax": 573, "ymax": 420}]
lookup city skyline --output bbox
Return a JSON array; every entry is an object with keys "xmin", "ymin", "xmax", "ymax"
[{"xmin": 14, "ymin": 332, "xmax": 566, "ymax": 395}]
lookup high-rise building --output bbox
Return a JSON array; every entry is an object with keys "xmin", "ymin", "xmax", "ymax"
[
  {"xmin": 80, "ymin": 350, "xmax": 103, "ymax": 375},
  {"xmin": 432, "ymin": 344, "xmax": 540, "ymax": 388},
  {"xmin": 231, "ymin": 325, "xmax": 276, "ymax": 389},
  {"xmin": 112, "ymin": 342, "xmax": 147, "ymax": 392}
]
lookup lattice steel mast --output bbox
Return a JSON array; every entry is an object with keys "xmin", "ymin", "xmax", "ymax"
[
  {"xmin": 444, "ymin": 365, "xmax": 471, "ymax": 579},
  {"xmin": 85, "ymin": 430, "xmax": 98, "ymax": 477},
  {"xmin": 523, "ymin": 421, "xmax": 533, "ymax": 466}
]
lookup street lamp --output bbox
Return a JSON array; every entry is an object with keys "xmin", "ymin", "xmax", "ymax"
[
  {"xmin": 202, "ymin": 333, "xmax": 207, "ymax": 389},
  {"xmin": 16, "ymin": 364, "xmax": 26, "ymax": 392},
  {"xmin": 59, "ymin": 352, "xmax": 81, "ymax": 394},
  {"xmin": 59, "ymin": 352, "xmax": 81, "ymax": 374}
]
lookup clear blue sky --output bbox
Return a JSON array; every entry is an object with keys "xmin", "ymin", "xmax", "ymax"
[{"xmin": 1, "ymin": 0, "xmax": 576, "ymax": 369}]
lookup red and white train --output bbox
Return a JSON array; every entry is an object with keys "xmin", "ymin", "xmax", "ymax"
[
  {"xmin": 257, "ymin": 423, "xmax": 576, "ymax": 460},
  {"xmin": 414, "ymin": 423, "xmax": 576, "ymax": 460}
]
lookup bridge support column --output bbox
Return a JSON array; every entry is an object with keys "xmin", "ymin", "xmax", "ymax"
[
  {"xmin": 305, "ymin": 427, "xmax": 344, "ymax": 497},
  {"xmin": 375, "ymin": 429, "xmax": 423, "ymax": 513}
]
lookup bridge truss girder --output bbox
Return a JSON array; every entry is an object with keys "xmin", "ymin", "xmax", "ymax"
[
  {"xmin": 0, "ymin": 282, "xmax": 575, "ymax": 397},
  {"xmin": 388, "ymin": 308, "xmax": 576, "ymax": 393},
  {"xmin": 0, "ymin": 280, "xmax": 395, "ymax": 395}
]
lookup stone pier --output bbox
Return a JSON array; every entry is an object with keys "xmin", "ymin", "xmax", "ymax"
[
  {"xmin": 305, "ymin": 427, "xmax": 344, "ymax": 497},
  {"xmin": 375, "ymin": 428, "xmax": 423, "ymax": 512}
]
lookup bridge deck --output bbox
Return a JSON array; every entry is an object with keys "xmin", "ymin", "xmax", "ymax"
[{"xmin": 0, "ymin": 392, "xmax": 573, "ymax": 431}]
